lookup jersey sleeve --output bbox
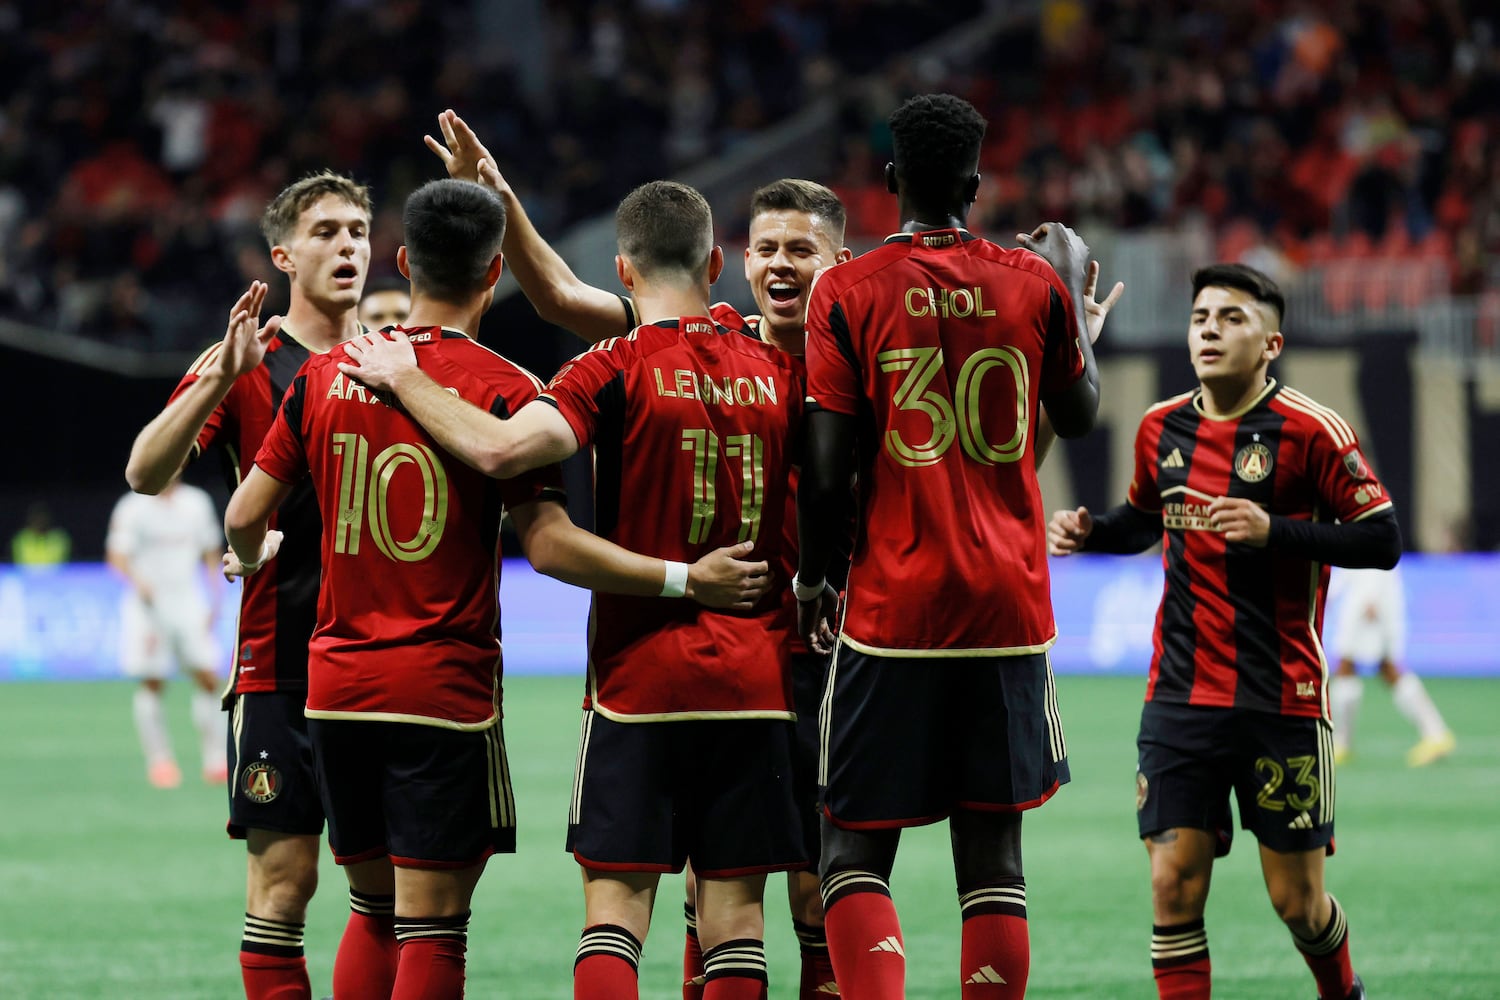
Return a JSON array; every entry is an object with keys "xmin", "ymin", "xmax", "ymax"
[
  {"xmin": 166, "ymin": 343, "xmax": 231, "ymax": 456},
  {"xmin": 253, "ymin": 375, "xmax": 310, "ymax": 485},
  {"xmin": 804, "ymin": 278, "xmax": 862, "ymax": 416},
  {"xmin": 540, "ymin": 338, "xmax": 632, "ymax": 450},
  {"xmin": 1039, "ymin": 282, "xmax": 1086, "ymax": 398},
  {"xmin": 1304, "ymin": 414, "xmax": 1394, "ymax": 523},
  {"xmin": 447, "ymin": 344, "xmax": 568, "ymax": 510},
  {"xmin": 1127, "ymin": 412, "xmax": 1163, "ymax": 512}
]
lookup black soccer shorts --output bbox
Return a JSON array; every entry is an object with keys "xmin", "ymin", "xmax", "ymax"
[{"xmin": 227, "ymin": 691, "xmax": 324, "ymax": 839}]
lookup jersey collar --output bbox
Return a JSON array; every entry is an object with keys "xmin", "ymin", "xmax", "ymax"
[{"xmin": 883, "ymin": 228, "xmax": 976, "ymax": 248}]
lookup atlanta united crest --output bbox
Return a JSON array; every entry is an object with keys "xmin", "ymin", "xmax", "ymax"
[
  {"xmin": 1234, "ymin": 442, "xmax": 1273, "ymax": 483},
  {"xmin": 241, "ymin": 761, "xmax": 282, "ymax": 804}
]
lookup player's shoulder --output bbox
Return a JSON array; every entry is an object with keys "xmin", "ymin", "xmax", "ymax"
[
  {"xmin": 1270, "ymin": 383, "xmax": 1360, "ymax": 449},
  {"xmin": 1141, "ymin": 390, "xmax": 1197, "ymax": 425},
  {"xmin": 427, "ymin": 329, "xmax": 546, "ymax": 395},
  {"xmin": 815, "ymin": 241, "xmax": 908, "ymax": 294}
]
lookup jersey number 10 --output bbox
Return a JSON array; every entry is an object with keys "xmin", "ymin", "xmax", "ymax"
[
  {"xmin": 681, "ymin": 429, "xmax": 765, "ymax": 545},
  {"xmin": 331, "ymin": 432, "xmax": 449, "ymax": 562},
  {"xmin": 878, "ymin": 345, "xmax": 1030, "ymax": 468}
]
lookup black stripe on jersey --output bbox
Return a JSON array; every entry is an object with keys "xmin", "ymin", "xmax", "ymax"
[
  {"xmin": 591, "ymin": 372, "xmax": 628, "ymax": 539},
  {"xmin": 1226, "ymin": 406, "xmax": 1289, "ymax": 710},
  {"xmin": 1154, "ymin": 404, "xmax": 1202, "ymax": 703},
  {"xmin": 265, "ymin": 339, "xmax": 321, "ymax": 687},
  {"xmin": 825, "ymin": 302, "xmax": 859, "ymax": 380}
]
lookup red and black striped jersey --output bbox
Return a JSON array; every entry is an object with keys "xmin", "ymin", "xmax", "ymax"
[
  {"xmin": 169, "ymin": 329, "xmax": 328, "ymax": 694},
  {"xmin": 253, "ymin": 327, "xmax": 562, "ymax": 729},
  {"xmin": 804, "ymin": 229, "xmax": 1085, "ymax": 656},
  {"xmin": 1128, "ymin": 379, "xmax": 1394, "ymax": 719},
  {"xmin": 541, "ymin": 314, "xmax": 804, "ymax": 721}
]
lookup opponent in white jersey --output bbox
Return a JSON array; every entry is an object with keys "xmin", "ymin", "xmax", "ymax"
[
  {"xmin": 1328, "ymin": 567, "xmax": 1455, "ymax": 767},
  {"xmin": 106, "ymin": 479, "xmax": 228, "ymax": 788}
]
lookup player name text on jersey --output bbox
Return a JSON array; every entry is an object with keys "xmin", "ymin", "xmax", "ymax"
[
  {"xmin": 652, "ymin": 368, "xmax": 781, "ymax": 407},
  {"xmin": 904, "ymin": 285, "xmax": 998, "ymax": 318}
]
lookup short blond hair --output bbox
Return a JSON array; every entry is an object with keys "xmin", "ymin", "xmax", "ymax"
[{"xmin": 259, "ymin": 171, "xmax": 373, "ymax": 248}]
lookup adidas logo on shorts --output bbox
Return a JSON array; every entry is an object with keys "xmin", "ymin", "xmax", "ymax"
[{"xmin": 1288, "ymin": 810, "xmax": 1314, "ymax": 830}]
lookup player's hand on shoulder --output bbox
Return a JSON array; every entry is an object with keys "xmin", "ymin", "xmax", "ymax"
[
  {"xmin": 686, "ymin": 540, "xmax": 770, "ymax": 610},
  {"xmin": 221, "ymin": 529, "xmax": 283, "ymax": 580},
  {"xmin": 1016, "ymin": 222, "xmax": 1091, "ymax": 287},
  {"xmin": 338, "ymin": 329, "xmax": 417, "ymax": 392},
  {"xmin": 1047, "ymin": 506, "xmax": 1093, "ymax": 556},
  {"xmin": 1081, "ymin": 260, "xmax": 1124, "ymax": 346},
  {"xmin": 1207, "ymin": 497, "xmax": 1270, "ymax": 547},
  {"xmin": 213, "ymin": 281, "xmax": 282, "ymax": 381}
]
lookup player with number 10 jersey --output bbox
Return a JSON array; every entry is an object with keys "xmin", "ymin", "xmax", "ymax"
[{"xmin": 805, "ymin": 230, "xmax": 1085, "ymax": 656}]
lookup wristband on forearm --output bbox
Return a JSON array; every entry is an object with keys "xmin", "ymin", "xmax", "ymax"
[
  {"xmin": 236, "ymin": 539, "xmax": 273, "ymax": 574},
  {"xmin": 659, "ymin": 560, "xmax": 689, "ymax": 598},
  {"xmin": 791, "ymin": 573, "xmax": 825, "ymax": 602}
]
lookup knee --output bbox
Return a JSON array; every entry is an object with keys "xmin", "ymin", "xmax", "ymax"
[
  {"xmin": 1149, "ymin": 864, "xmax": 1208, "ymax": 920},
  {"xmin": 1268, "ymin": 883, "xmax": 1323, "ymax": 937},
  {"xmin": 819, "ymin": 822, "xmax": 897, "ymax": 882},
  {"xmin": 249, "ymin": 852, "xmax": 319, "ymax": 919}
]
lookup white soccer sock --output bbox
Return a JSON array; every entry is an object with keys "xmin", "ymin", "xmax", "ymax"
[
  {"xmin": 133, "ymin": 687, "xmax": 174, "ymax": 766},
  {"xmin": 1329, "ymin": 675, "xmax": 1363, "ymax": 751},
  {"xmin": 191, "ymin": 689, "xmax": 227, "ymax": 769},
  {"xmin": 1391, "ymin": 673, "xmax": 1449, "ymax": 739}
]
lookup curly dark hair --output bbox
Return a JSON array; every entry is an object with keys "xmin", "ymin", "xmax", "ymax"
[{"xmin": 888, "ymin": 94, "xmax": 987, "ymax": 193}]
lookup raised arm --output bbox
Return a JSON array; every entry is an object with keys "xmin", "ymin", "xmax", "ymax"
[
  {"xmin": 426, "ymin": 110, "xmax": 632, "ymax": 343},
  {"xmin": 338, "ymin": 330, "xmax": 577, "ymax": 479},
  {"xmin": 510, "ymin": 499, "xmax": 771, "ymax": 610},
  {"xmin": 1018, "ymin": 222, "xmax": 1100, "ymax": 439},
  {"xmin": 224, "ymin": 467, "xmax": 294, "ymax": 576},
  {"xmin": 126, "ymin": 282, "xmax": 282, "ymax": 493},
  {"xmin": 1034, "ymin": 259, "xmax": 1123, "ymax": 466}
]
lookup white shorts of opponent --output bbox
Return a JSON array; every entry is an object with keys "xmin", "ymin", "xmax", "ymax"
[{"xmin": 119, "ymin": 594, "xmax": 219, "ymax": 679}]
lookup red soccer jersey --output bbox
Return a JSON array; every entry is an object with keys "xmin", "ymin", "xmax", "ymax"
[
  {"xmin": 254, "ymin": 327, "xmax": 563, "ymax": 728},
  {"xmin": 804, "ymin": 230, "xmax": 1085, "ymax": 655},
  {"xmin": 541, "ymin": 313, "xmax": 804, "ymax": 721},
  {"xmin": 169, "ymin": 330, "xmax": 326, "ymax": 694},
  {"xmin": 1127, "ymin": 379, "xmax": 1394, "ymax": 719}
]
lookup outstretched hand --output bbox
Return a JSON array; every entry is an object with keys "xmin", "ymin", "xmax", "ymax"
[
  {"xmin": 213, "ymin": 281, "xmax": 282, "ymax": 381},
  {"xmin": 338, "ymin": 330, "xmax": 418, "ymax": 392},
  {"xmin": 798, "ymin": 582, "xmax": 840, "ymax": 655},
  {"xmin": 1016, "ymin": 222, "xmax": 1091, "ymax": 288},
  {"xmin": 424, "ymin": 109, "xmax": 511, "ymax": 195},
  {"xmin": 686, "ymin": 541, "xmax": 770, "ymax": 610},
  {"xmin": 1047, "ymin": 506, "xmax": 1093, "ymax": 556},
  {"xmin": 1081, "ymin": 260, "xmax": 1124, "ymax": 345}
]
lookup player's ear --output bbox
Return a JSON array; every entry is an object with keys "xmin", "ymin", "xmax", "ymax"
[
  {"xmin": 884, "ymin": 162, "xmax": 898, "ymax": 195},
  {"xmin": 1264, "ymin": 329, "xmax": 1285, "ymax": 363},
  {"xmin": 964, "ymin": 172, "xmax": 981, "ymax": 205},
  {"xmin": 270, "ymin": 245, "xmax": 294, "ymax": 276},
  {"xmin": 836, "ymin": 246, "xmax": 853, "ymax": 264},
  {"xmin": 484, "ymin": 252, "xmax": 504, "ymax": 288},
  {"xmin": 615, "ymin": 254, "xmax": 635, "ymax": 293},
  {"xmin": 396, "ymin": 246, "xmax": 411, "ymax": 280},
  {"xmin": 707, "ymin": 245, "xmax": 724, "ymax": 285}
]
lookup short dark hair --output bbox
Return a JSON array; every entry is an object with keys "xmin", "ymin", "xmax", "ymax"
[
  {"xmin": 260, "ymin": 170, "xmax": 372, "ymax": 248},
  {"xmin": 750, "ymin": 179, "xmax": 847, "ymax": 248},
  {"xmin": 1191, "ymin": 263, "xmax": 1285, "ymax": 327},
  {"xmin": 888, "ymin": 94, "xmax": 987, "ymax": 193},
  {"xmin": 616, "ymin": 181, "xmax": 714, "ymax": 281},
  {"xmin": 401, "ymin": 180, "xmax": 506, "ymax": 302}
]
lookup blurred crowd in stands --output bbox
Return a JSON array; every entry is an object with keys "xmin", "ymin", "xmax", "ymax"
[
  {"xmin": 832, "ymin": 0, "xmax": 1498, "ymax": 301},
  {"xmin": 0, "ymin": 0, "xmax": 1493, "ymax": 349}
]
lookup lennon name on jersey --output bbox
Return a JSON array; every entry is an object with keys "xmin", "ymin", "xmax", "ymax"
[{"xmin": 652, "ymin": 367, "xmax": 781, "ymax": 407}]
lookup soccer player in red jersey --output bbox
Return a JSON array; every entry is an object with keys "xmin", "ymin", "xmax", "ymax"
[
  {"xmin": 224, "ymin": 178, "xmax": 771, "ymax": 1000},
  {"xmin": 341, "ymin": 178, "xmax": 807, "ymax": 1000},
  {"xmin": 1047, "ymin": 264, "xmax": 1399, "ymax": 1000},
  {"xmin": 125, "ymin": 171, "xmax": 372, "ymax": 1000},
  {"xmin": 425, "ymin": 110, "xmax": 853, "ymax": 998},
  {"xmin": 794, "ymin": 93, "xmax": 1101, "ymax": 999}
]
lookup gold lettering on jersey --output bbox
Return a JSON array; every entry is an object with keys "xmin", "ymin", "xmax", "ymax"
[
  {"xmin": 919, "ymin": 232, "xmax": 956, "ymax": 247},
  {"xmin": 653, "ymin": 368, "xmax": 778, "ymax": 406},
  {"xmin": 1162, "ymin": 500, "xmax": 1216, "ymax": 532},
  {"xmin": 683, "ymin": 320, "xmax": 713, "ymax": 335},
  {"xmin": 326, "ymin": 372, "xmax": 386, "ymax": 406},
  {"xmin": 904, "ymin": 286, "xmax": 997, "ymax": 319}
]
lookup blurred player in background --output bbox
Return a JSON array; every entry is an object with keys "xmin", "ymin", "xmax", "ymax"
[
  {"xmin": 343, "ymin": 178, "xmax": 806, "ymax": 1000},
  {"xmin": 226, "ymin": 177, "xmax": 767, "ymax": 1000},
  {"xmin": 1048, "ymin": 264, "xmax": 1400, "ymax": 1000},
  {"xmin": 358, "ymin": 275, "xmax": 412, "ymax": 330},
  {"xmin": 425, "ymin": 109, "xmax": 851, "ymax": 999},
  {"xmin": 1329, "ymin": 566, "xmax": 1454, "ymax": 767},
  {"xmin": 106, "ymin": 477, "xmax": 227, "ymax": 788},
  {"xmin": 125, "ymin": 170, "xmax": 372, "ymax": 999},
  {"xmin": 796, "ymin": 93, "xmax": 1100, "ymax": 999}
]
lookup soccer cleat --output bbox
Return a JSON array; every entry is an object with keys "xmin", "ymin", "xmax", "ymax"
[
  {"xmin": 148, "ymin": 759, "xmax": 182, "ymax": 789},
  {"xmin": 203, "ymin": 761, "xmax": 230, "ymax": 784},
  {"xmin": 1406, "ymin": 731, "xmax": 1455, "ymax": 767},
  {"xmin": 1333, "ymin": 744, "xmax": 1351, "ymax": 767},
  {"xmin": 1318, "ymin": 973, "xmax": 1365, "ymax": 999}
]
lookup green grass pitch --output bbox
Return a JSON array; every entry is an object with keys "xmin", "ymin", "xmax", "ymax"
[{"xmin": 1, "ymin": 675, "xmax": 1495, "ymax": 998}]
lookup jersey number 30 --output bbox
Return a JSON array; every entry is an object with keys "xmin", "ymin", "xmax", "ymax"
[
  {"xmin": 878, "ymin": 346, "xmax": 1030, "ymax": 467},
  {"xmin": 331, "ymin": 432, "xmax": 449, "ymax": 562}
]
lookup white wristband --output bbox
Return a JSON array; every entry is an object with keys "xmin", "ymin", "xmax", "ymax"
[
  {"xmin": 791, "ymin": 573, "xmax": 825, "ymax": 602},
  {"xmin": 659, "ymin": 560, "xmax": 689, "ymax": 598},
  {"xmin": 238, "ymin": 539, "xmax": 273, "ymax": 574}
]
